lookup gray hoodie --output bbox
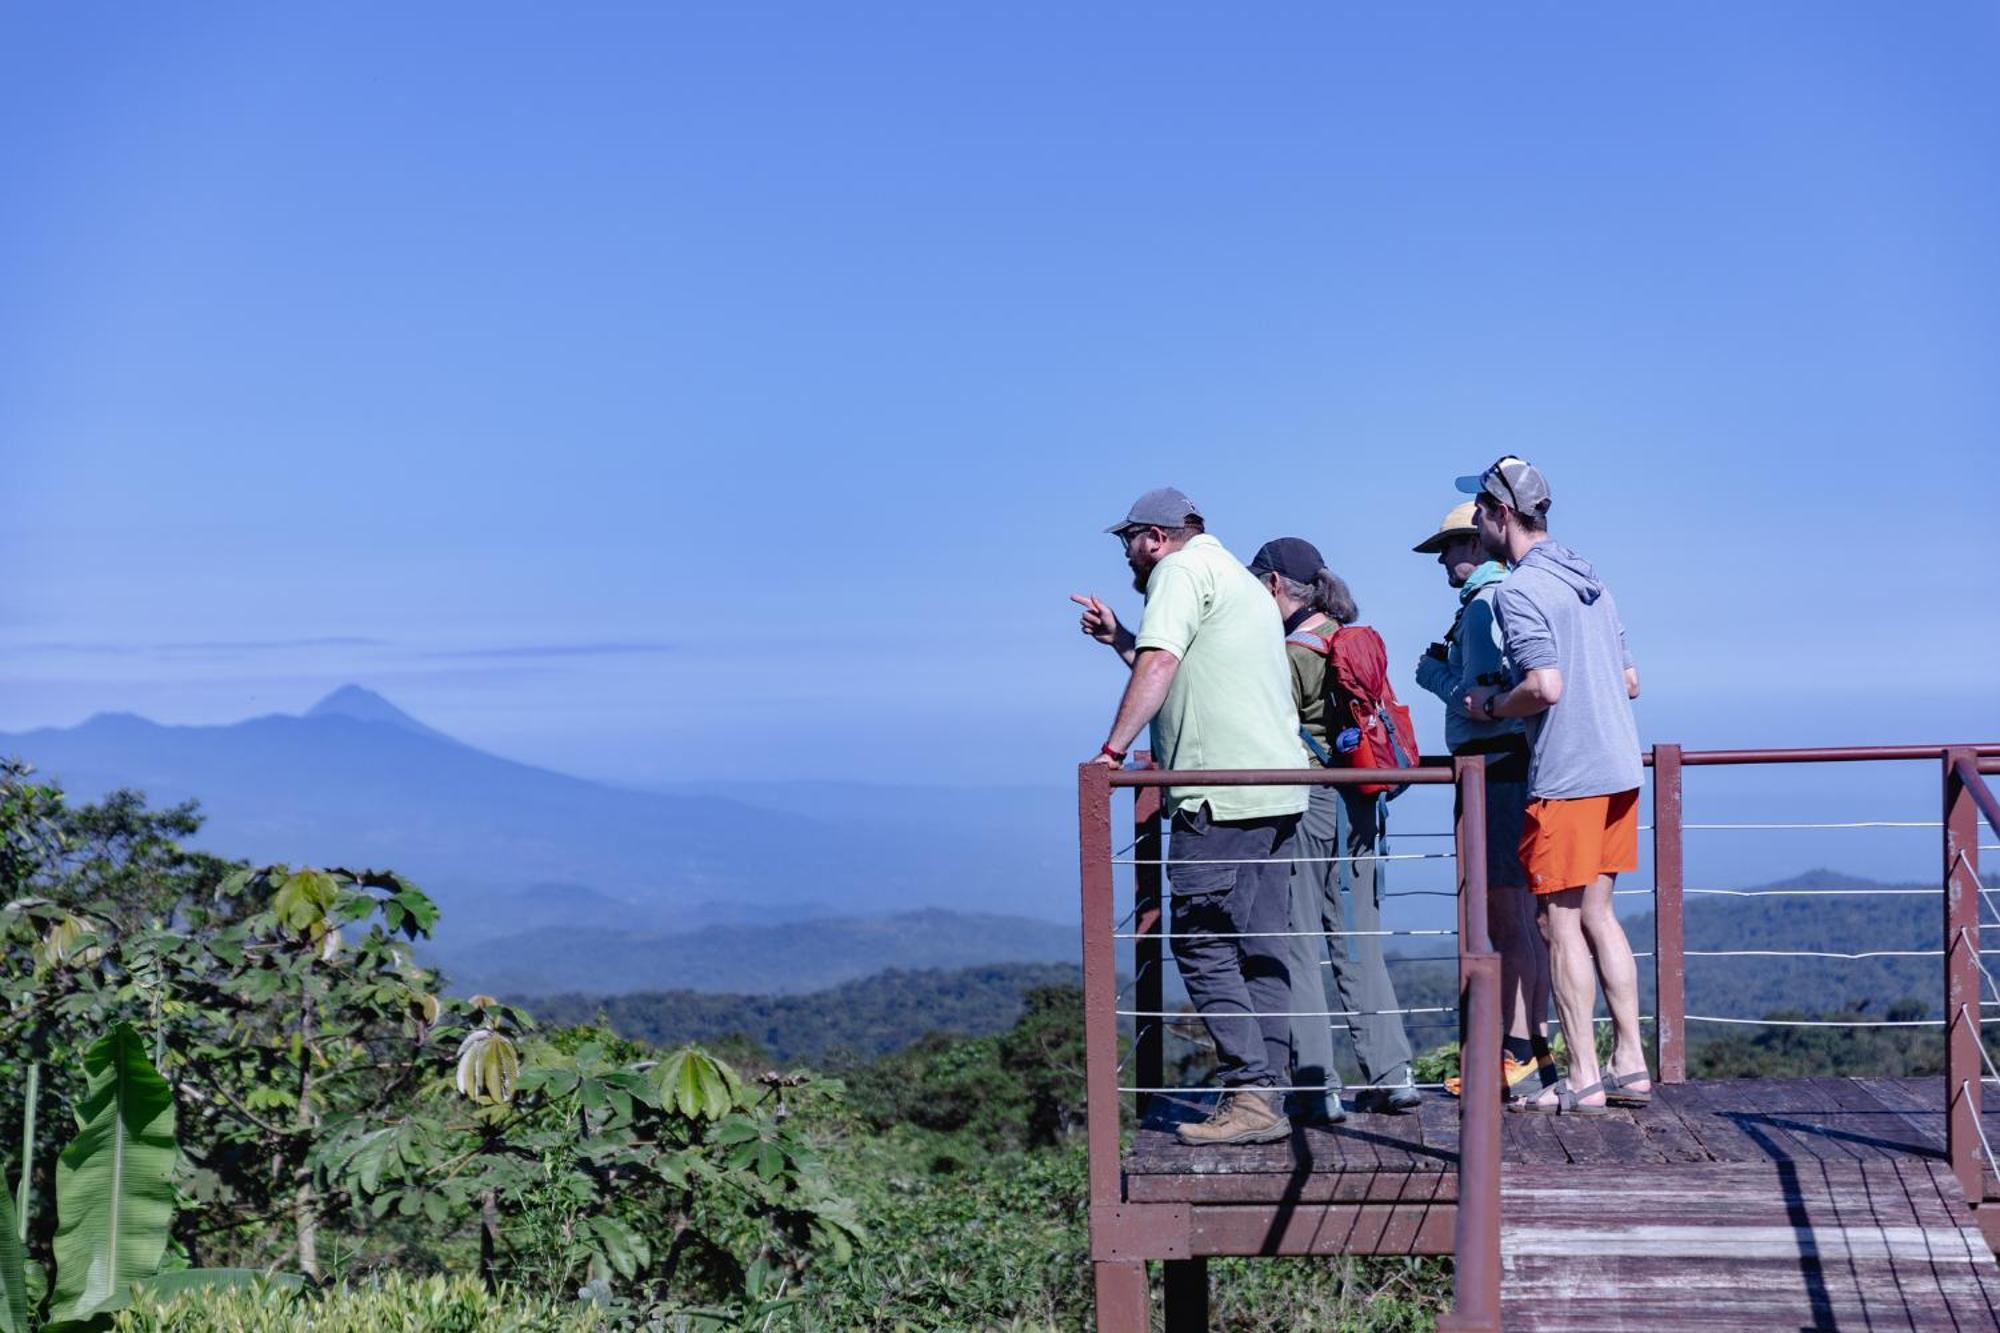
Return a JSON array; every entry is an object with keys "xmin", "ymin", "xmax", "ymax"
[{"xmin": 1492, "ymin": 541, "xmax": 1643, "ymax": 800}]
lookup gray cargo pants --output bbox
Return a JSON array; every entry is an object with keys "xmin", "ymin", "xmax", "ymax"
[
  {"xmin": 1288, "ymin": 786, "xmax": 1414, "ymax": 1102},
  {"xmin": 1168, "ymin": 805, "xmax": 1300, "ymax": 1089}
]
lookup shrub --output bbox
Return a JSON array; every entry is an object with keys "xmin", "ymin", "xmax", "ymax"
[{"xmin": 112, "ymin": 1274, "xmax": 606, "ymax": 1332}]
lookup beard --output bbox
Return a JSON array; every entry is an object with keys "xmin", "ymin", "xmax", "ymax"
[
  {"xmin": 1478, "ymin": 528, "xmax": 1507, "ymax": 561},
  {"xmin": 1128, "ymin": 557, "xmax": 1152, "ymax": 595}
]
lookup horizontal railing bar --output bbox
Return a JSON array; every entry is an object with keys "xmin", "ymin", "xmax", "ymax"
[
  {"xmin": 1109, "ymin": 766, "xmax": 1455, "ymax": 788},
  {"xmin": 1670, "ymin": 743, "xmax": 2000, "ymax": 766}
]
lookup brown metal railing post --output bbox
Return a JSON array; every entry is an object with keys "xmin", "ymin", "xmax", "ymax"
[
  {"xmin": 1945, "ymin": 748, "xmax": 1983, "ymax": 1204},
  {"xmin": 1081, "ymin": 763, "xmax": 1148, "ymax": 1330},
  {"xmin": 1131, "ymin": 752, "xmax": 1165, "ymax": 1116},
  {"xmin": 1439, "ymin": 757, "xmax": 1501, "ymax": 1333},
  {"xmin": 1653, "ymin": 744, "xmax": 1687, "ymax": 1083},
  {"xmin": 1455, "ymin": 755, "xmax": 1493, "ymax": 968}
]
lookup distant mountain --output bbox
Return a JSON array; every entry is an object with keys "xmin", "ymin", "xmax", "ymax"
[
  {"xmin": 513, "ymin": 962, "xmax": 1082, "ymax": 1064},
  {"xmin": 0, "ymin": 689, "xmax": 1077, "ymax": 973},
  {"xmin": 438, "ymin": 908, "xmax": 1078, "ymax": 996},
  {"xmin": 304, "ymin": 684, "xmax": 460, "ymax": 745}
]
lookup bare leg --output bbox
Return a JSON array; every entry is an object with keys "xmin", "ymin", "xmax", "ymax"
[
  {"xmin": 1530, "ymin": 888, "xmax": 1604, "ymax": 1107},
  {"xmin": 1580, "ymin": 872, "xmax": 1648, "ymax": 1087}
]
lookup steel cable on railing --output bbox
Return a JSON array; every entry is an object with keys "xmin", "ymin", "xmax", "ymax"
[
  {"xmin": 1117, "ymin": 1083, "xmax": 1453, "ymax": 1094},
  {"xmin": 1113, "ymin": 852, "xmax": 1454, "ymax": 866},
  {"xmin": 1959, "ymin": 1004, "xmax": 2000, "ymax": 1184},
  {"xmin": 1614, "ymin": 885, "xmax": 1942, "ymax": 898},
  {"xmin": 1681, "ymin": 1014, "xmax": 2000, "ymax": 1028},
  {"xmin": 1116, "ymin": 1005, "xmax": 1455, "ymax": 1019},
  {"xmin": 1113, "ymin": 928, "xmax": 1457, "ymax": 941}
]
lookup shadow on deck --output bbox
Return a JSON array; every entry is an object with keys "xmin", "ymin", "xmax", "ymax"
[{"xmin": 1121, "ymin": 1077, "xmax": 2000, "ymax": 1330}]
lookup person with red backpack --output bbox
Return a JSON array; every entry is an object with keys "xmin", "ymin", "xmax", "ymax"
[{"xmin": 1248, "ymin": 536, "xmax": 1421, "ymax": 1115}]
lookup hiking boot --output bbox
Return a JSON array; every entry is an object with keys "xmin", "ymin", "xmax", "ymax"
[{"xmin": 1176, "ymin": 1089, "xmax": 1292, "ymax": 1146}]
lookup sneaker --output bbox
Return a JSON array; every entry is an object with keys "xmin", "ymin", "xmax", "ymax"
[
  {"xmin": 1356, "ymin": 1083, "xmax": 1423, "ymax": 1114},
  {"xmin": 1176, "ymin": 1089, "xmax": 1292, "ymax": 1146},
  {"xmin": 1350, "ymin": 1082, "xmax": 1422, "ymax": 1114},
  {"xmin": 1444, "ymin": 1051, "xmax": 1555, "ymax": 1101},
  {"xmin": 1288, "ymin": 1091, "xmax": 1348, "ymax": 1125}
]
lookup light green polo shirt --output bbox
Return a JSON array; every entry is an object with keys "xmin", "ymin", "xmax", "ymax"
[{"xmin": 1134, "ymin": 534, "xmax": 1310, "ymax": 820}]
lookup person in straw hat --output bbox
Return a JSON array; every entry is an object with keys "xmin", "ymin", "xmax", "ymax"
[{"xmin": 1412, "ymin": 500, "xmax": 1554, "ymax": 1104}]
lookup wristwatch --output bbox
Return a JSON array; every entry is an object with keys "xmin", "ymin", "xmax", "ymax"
[{"xmin": 1100, "ymin": 743, "xmax": 1128, "ymax": 762}]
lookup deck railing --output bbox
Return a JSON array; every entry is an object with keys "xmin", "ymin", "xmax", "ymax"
[
  {"xmin": 1646, "ymin": 744, "xmax": 2000, "ymax": 1206},
  {"xmin": 1079, "ymin": 757, "xmax": 1502, "ymax": 1330},
  {"xmin": 1079, "ymin": 741, "xmax": 2000, "ymax": 1332}
]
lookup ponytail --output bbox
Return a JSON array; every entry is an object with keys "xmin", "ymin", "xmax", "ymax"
[{"xmin": 1314, "ymin": 568, "xmax": 1358, "ymax": 624}]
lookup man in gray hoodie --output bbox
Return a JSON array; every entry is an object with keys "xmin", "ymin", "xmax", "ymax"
[
  {"xmin": 1460, "ymin": 458, "xmax": 1650, "ymax": 1116},
  {"xmin": 1412, "ymin": 501, "xmax": 1552, "ymax": 1103}
]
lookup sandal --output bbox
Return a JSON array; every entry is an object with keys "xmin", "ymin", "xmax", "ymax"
[
  {"xmin": 1603, "ymin": 1068, "xmax": 1653, "ymax": 1108},
  {"xmin": 1506, "ymin": 1077, "xmax": 1610, "ymax": 1117}
]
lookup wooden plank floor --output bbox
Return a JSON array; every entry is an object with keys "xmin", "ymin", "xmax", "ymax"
[
  {"xmin": 1126, "ymin": 1079, "xmax": 2000, "ymax": 1329},
  {"xmin": 1127, "ymin": 1078, "xmax": 2000, "ymax": 1183}
]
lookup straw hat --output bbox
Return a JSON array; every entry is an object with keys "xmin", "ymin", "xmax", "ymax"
[{"xmin": 1412, "ymin": 501, "xmax": 1478, "ymax": 554}]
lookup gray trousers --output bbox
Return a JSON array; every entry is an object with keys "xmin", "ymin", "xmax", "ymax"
[
  {"xmin": 1288, "ymin": 786, "xmax": 1414, "ymax": 1094},
  {"xmin": 1168, "ymin": 806, "xmax": 1299, "ymax": 1089}
]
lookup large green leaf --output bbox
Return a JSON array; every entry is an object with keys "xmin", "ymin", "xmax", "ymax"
[
  {"xmin": 0, "ymin": 1185, "xmax": 27, "ymax": 1333},
  {"xmin": 652, "ymin": 1048, "xmax": 741, "ymax": 1122},
  {"xmin": 132, "ymin": 1267, "xmax": 304, "ymax": 1299},
  {"xmin": 48, "ymin": 1024, "xmax": 178, "ymax": 1324}
]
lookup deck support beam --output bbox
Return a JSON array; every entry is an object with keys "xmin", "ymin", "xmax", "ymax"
[
  {"xmin": 1162, "ymin": 1258, "xmax": 1208, "ymax": 1333},
  {"xmin": 1092, "ymin": 1261, "xmax": 1150, "ymax": 1333}
]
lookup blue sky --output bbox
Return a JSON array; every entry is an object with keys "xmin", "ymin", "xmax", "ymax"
[{"xmin": 3, "ymin": 4, "xmax": 1996, "ymax": 788}]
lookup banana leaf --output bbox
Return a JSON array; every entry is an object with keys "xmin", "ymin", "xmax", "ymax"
[
  {"xmin": 133, "ymin": 1268, "xmax": 304, "ymax": 1299},
  {"xmin": 0, "ymin": 1185, "xmax": 27, "ymax": 1333},
  {"xmin": 47, "ymin": 1024, "xmax": 177, "ymax": 1324}
]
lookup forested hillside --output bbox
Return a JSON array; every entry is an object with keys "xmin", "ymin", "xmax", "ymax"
[
  {"xmin": 517, "ymin": 962, "xmax": 1081, "ymax": 1064},
  {"xmin": 0, "ymin": 764, "xmax": 1434, "ymax": 1331}
]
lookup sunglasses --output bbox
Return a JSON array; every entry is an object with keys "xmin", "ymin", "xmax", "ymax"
[{"xmin": 1480, "ymin": 456, "xmax": 1525, "ymax": 512}]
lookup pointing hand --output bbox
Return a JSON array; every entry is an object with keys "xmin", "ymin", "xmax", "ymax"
[{"xmin": 1069, "ymin": 594, "xmax": 1121, "ymax": 646}]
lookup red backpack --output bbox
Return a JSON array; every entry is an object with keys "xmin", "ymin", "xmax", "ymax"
[{"xmin": 1285, "ymin": 623, "xmax": 1419, "ymax": 797}]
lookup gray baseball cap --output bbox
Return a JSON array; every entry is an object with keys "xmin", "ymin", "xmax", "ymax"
[
  {"xmin": 1455, "ymin": 456, "xmax": 1552, "ymax": 516},
  {"xmin": 1105, "ymin": 487, "xmax": 1203, "ymax": 534}
]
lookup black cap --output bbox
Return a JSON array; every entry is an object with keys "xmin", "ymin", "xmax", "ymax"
[{"xmin": 1247, "ymin": 537, "xmax": 1325, "ymax": 585}]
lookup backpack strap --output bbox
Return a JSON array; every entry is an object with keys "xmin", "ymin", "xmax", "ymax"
[{"xmin": 1285, "ymin": 625, "xmax": 1337, "ymax": 655}]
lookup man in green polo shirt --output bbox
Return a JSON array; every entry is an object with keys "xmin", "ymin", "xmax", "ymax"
[{"xmin": 1074, "ymin": 487, "xmax": 1311, "ymax": 1146}]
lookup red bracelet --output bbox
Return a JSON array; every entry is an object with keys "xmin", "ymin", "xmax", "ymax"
[{"xmin": 1100, "ymin": 743, "xmax": 1127, "ymax": 762}]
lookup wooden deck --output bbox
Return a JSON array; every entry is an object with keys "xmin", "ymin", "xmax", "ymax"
[{"xmin": 1124, "ymin": 1078, "xmax": 2000, "ymax": 1330}]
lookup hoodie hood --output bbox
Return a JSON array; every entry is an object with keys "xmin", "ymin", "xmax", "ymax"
[
  {"xmin": 1458, "ymin": 560, "xmax": 1510, "ymax": 604},
  {"xmin": 1517, "ymin": 540, "xmax": 1603, "ymax": 605}
]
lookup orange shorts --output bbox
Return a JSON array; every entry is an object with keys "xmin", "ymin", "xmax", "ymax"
[{"xmin": 1520, "ymin": 790, "xmax": 1640, "ymax": 895}]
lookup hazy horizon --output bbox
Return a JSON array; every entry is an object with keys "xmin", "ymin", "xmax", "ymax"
[{"xmin": 5, "ymin": 5, "xmax": 1997, "ymax": 789}]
